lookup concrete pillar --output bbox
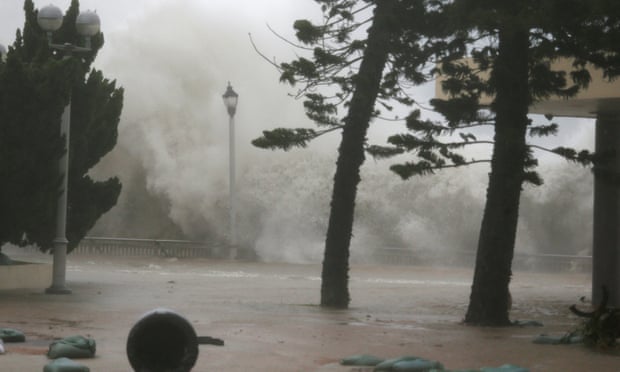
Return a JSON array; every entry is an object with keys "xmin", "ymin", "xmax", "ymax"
[{"xmin": 592, "ymin": 112, "xmax": 620, "ymax": 307}]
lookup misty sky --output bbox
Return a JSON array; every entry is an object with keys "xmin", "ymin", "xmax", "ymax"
[
  {"xmin": 0, "ymin": 0, "xmax": 595, "ymax": 151},
  {"xmin": 0, "ymin": 0, "xmax": 318, "ymax": 37}
]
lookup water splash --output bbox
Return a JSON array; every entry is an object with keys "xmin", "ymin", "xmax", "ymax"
[{"xmin": 87, "ymin": 0, "xmax": 595, "ymax": 263}]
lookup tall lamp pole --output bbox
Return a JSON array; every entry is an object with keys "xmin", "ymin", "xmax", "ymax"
[
  {"xmin": 38, "ymin": 4, "xmax": 101, "ymax": 294},
  {"xmin": 222, "ymin": 82, "xmax": 239, "ymax": 253}
]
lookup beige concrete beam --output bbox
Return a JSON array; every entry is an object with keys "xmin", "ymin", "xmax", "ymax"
[{"xmin": 434, "ymin": 58, "xmax": 620, "ymax": 118}]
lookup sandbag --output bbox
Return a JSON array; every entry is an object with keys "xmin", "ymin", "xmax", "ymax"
[
  {"xmin": 0, "ymin": 253, "xmax": 12, "ymax": 265},
  {"xmin": 480, "ymin": 365, "xmax": 529, "ymax": 372},
  {"xmin": 434, "ymin": 365, "xmax": 528, "ymax": 372},
  {"xmin": 47, "ymin": 336, "xmax": 96, "ymax": 359},
  {"xmin": 43, "ymin": 357, "xmax": 90, "ymax": 372},
  {"xmin": 0, "ymin": 328, "xmax": 26, "ymax": 342},
  {"xmin": 341, "ymin": 354, "xmax": 384, "ymax": 366},
  {"xmin": 392, "ymin": 358, "xmax": 444, "ymax": 371},
  {"xmin": 374, "ymin": 356, "xmax": 422, "ymax": 371}
]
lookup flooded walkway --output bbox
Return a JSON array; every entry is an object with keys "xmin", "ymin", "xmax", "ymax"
[{"xmin": 0, "ymin": 254, "xmax": 616, "ymax": 371}]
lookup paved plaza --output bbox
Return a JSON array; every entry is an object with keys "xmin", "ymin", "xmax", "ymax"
[{"xmin": 0, "ymin": 252, "xmax": 618, "ymax": 371}]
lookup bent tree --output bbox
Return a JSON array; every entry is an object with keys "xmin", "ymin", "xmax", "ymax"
[
  {"xmin": 0, "ymin": 0, "xmax": 123, "ymax": 252},
  {"xmin": 460, "ymin": 0, "xmax": 620, "ymax": 325},
  {"xmin": 253, "ymin": 0, "xmax": 433, "ymax": 307},
  {"xmin": 318, "ymin": 1, "xmax": 396, "ymax": 307},
  {"xmin": 371, "ymin": 0, "xmax": 620, "ymax": 325}
]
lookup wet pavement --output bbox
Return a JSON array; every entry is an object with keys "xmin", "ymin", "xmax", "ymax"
[{"xmin": 0, "ymin": 252, "xmax": 618, "ymax": 371}]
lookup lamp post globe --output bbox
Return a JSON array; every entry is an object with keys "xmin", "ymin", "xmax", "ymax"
[
  {"xmin": 222, "ymin": 82, "xmax": 238, "ymax": 117},
  {"xmin": 37, "ymin": 4, "xmax": 63, "ymax": 32},
  {"xmin": 76, "ymin": 10, "xmax": 100, "ymax": 37}
]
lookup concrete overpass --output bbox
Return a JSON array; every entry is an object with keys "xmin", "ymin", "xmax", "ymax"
[{"xmin": 436, "ymin": 60, "xmax": 620, "ymax": 307}]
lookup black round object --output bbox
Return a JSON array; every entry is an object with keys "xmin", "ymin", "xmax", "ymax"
[{"xmin": 126, "ymin": 309, "xmax": 199, "ymax": 372}]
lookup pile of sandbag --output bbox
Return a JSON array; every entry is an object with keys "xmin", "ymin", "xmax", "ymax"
[{"xmin": 44, "ymin": 335, "xmax": 96, "ymax": 372}]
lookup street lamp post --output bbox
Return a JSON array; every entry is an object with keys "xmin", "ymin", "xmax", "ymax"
[
  {"xmin": 38, "ymin": 4, "xmax": 101, "ymax": 294},
  {"xmin": 222, "ymin": 83, "xmax": 239, "ymax": 255}
]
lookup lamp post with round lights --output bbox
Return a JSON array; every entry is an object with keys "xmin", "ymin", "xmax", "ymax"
[
  {"xmin": 222, "ymin": 82, "xmax": 239, "ymax": 254},
  {"xmin": 37, "ymin": 4, "xmax": 101, "ymax": 294}
]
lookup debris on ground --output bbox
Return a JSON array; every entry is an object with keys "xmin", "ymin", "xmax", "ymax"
[
  {"xmin": 569, "ymin": 286, "xmax": 620, "ymax": 348},
  {"xmin": 196, "ymin": 335, "xmax": 225, "ymax": 346},
  {"xmin": 532, "ymin": 333, "xmax": 583, "ymax": 345},
  {"xmin": 511, "ymin": 320, "xmax": 543, "ymax": 327}
]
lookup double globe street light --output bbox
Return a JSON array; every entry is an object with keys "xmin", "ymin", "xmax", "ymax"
[{"xmin": 37, "ymin": 4, "xmax": 101, "ymax": 294}]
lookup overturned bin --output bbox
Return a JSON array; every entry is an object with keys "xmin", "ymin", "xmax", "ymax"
[{"xmin": 126, "ymin": 308, "xmax": 200, "ymax": 372}]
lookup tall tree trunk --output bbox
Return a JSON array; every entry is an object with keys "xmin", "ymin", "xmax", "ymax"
[
  {"xmin": 320, "ymin": 0, "xmax": 396, "ymax": 308},
  {"xmin": 464, "ymin": 24, "xmax": 530, "ymax": 325}
]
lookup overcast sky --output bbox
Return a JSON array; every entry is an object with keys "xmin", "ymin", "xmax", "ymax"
[{"xmin": 0, "ymin": 0, "xmax": 318, "ymax": 39}]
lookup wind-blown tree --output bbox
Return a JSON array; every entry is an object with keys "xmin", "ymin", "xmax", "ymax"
[
  {"xmin": 0, "ymin": 0, "xmax": 123, "ymax": 252},
  {"xmin": 253, "ymin": 0, "xmax": 433, "ymax": 307},
  {"xmin": 370, "ymin": 0, "xmax": 620, "ymax": 325},
  {"xmin": 0, "ymin": 42, "xmax": 70, "ymax": 250}
]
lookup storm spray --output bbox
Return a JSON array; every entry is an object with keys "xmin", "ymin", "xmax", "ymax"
[{"xmin": 89, "ymin": 0, "xmax": 595, "ymax": 264}]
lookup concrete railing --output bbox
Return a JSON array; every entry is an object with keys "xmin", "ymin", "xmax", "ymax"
[
  {"xmin": 356, "ymin": 247, "xmax": 592, "ymax": 273},
  {"xmin": 6, "ymin": 238, "xmax": 592, "ymax": 273},
  {"xmin": 74, "ymin": 237, "xmax": 219, "ymax": 258}
]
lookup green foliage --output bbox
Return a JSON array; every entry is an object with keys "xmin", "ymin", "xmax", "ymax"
[
  {"xmin": 251, "ymin": 128, "xmax": 319, "ymax": 151},
  {"xmin": 293, "ymin": 20, "xmax": 324, "ymax": 45},
  {"xmin": 0, "ymin": 0, "xmax": 123, "ymax": 252},
  {"xmin": 578, "ymin": 310, "xmax": 620, "ymax": 348},
  {"xmin": 528, "ymin": 123, "xmax": 558, "ymax": 137},
  {"xmin": 550, "ymin": 147, "xmax": 594, "ymax": 166},
  {"xmin": 67, "ymin": 176, "xmax": 121, "ymax": 251},
  {"xmin": 66, "ymin": 69, "xmax": 123, "ymax": 250},
  {"xmin": 0, "ymin": 50, "xmax": 71, "ymax": 246},
  {"xmin": 365, "ymin": 145, "xmax": 404, "ymax": 159},
  {"xmin": 254, "ymin": 0, "xmax": 433, "ymax": 149},
  {"xmin": 376, "ymin": 0, "xmax": 616, "ymax": 185},
  {"xmin": 390, "ymin": 162, "xmax": 436, "ymax": 178},
  {"xmin": 570, "ymin": 287, "xmax": 620, "ymax": 348}
]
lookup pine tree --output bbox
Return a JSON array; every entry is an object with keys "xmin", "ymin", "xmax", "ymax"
[
  {"xmin": 252, "ymin": 0, "xmax": 433, "ymax": 307},
  {"xmin": 370, "ymin": 0, "xmax": 620, "ymax": 325},
  {"xmin": 0, "ymin": 41, "xmax": 70, "ymax": 248},
  {"xmin": 0, "ymin": 0, "xmax": 123, "ymax": 252}
]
